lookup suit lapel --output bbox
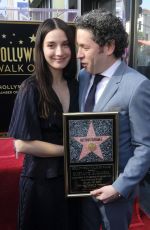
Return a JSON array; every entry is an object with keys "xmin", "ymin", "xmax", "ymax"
[
  {"xmin": 79, "ymin": 73, "xmax": 91, "ymax": 112},
  {"xmin": 94, "ymin": 62, "xmax": 127, "ymax": 111}
]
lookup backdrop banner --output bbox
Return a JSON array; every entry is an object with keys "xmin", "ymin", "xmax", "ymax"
[{"xmin": 0, "ymin": 21, "xmax": 39, "ymax": 136}]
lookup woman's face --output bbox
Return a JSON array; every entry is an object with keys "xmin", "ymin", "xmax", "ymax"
[{"xmin": 43, "ymin": 29, "xmax": 71, "ymax": 72}]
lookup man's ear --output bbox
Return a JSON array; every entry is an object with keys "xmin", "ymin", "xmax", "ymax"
[{"xmin": 105, "ymin": 40, "xmax": 115, "ymax": 56}]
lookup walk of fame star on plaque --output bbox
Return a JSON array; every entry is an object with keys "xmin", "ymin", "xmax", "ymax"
[{"xmin": 73, "ymin": 121, "xmax": 110, "ymax": 160}]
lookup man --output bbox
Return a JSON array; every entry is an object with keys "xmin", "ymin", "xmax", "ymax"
[{"xmin": 76, "ymin": 8, "xmax": 150, "ymax": 230}]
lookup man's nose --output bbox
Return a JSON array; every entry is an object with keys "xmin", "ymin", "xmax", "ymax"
[{"xmin": 77, "ymin": 47, "xmax": 83, "ymax": 59}]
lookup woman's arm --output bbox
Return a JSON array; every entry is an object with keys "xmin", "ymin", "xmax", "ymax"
[{"xmin": 14, "ymin": 140, "xmax": 64, "ymax": 157}]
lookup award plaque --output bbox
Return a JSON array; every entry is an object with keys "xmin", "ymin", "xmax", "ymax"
[{"xmin": 63, "ymin": 112, "xmax": 119, "ymax": 197}]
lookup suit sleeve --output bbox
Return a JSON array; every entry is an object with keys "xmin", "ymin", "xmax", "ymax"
[{"xmin": 113, "ymin": 78, "xmax": 150, "ymax": 198}]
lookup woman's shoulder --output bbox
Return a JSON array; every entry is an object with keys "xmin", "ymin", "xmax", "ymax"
[
  {"xmin": 19, "ymin": 75, "xmax": 38, "ymax": 94},
  {"xmin": 20, "ymin": 75, "xmax": 37, "ymax": 89},
  {"xmin": 16, "ymin": 75, "xmax": 39, "ymax": 103}
]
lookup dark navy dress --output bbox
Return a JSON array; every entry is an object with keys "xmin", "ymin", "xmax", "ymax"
[{"xmin": 8, "ymin": 76, "xmax": 79, "ymax": 230}]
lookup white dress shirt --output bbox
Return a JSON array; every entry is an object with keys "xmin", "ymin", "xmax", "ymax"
[{"xmin": 85, "ymin": 59, "xmax": 121, "ymax": 106}]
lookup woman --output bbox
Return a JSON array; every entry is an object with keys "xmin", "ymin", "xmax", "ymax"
[{"xmin": 8, "ymin": 18, "xmax": 79, "ymax": 230}]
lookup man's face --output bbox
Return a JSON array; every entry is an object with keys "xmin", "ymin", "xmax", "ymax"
[{"xmin": 76, "ymin": 29, "xmax": 107, "ymax": 74}]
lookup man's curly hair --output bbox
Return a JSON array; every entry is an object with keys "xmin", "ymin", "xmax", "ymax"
[{"xmin": 76, "ymin": 8, "xmax": 128, "ymax": 58}]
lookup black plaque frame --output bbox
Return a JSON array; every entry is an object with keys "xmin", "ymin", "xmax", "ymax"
[{"xmin": 63, "ymin": 112, "xmax": 119, "ymax": 197}]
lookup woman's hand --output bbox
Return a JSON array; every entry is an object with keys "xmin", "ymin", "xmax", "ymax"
[{"xmin": 13, "ymin": 139, "xmax": 23, "ymax": 159}]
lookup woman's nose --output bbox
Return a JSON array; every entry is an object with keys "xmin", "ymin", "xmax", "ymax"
[{"xmin": 55, "ymin": 46, "xmax": 63, "ymax": 55}]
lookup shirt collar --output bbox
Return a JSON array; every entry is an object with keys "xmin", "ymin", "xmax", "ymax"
[{"xmin": 101, "ymin": 59, "xmax": 121, "ymax": 78}]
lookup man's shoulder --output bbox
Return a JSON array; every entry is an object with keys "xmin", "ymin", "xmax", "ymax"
[{"xmin": 119, "ymin": 62, "xmax": 149, "ymax": 84}]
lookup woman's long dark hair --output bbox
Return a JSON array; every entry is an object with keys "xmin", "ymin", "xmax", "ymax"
[{"xmin": 34, "ymin": 18, "xmax": 77, "ymax": 118}]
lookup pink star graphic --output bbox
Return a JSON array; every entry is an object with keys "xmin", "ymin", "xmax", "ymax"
[{"xmin": 73, "ymin": 121, "xmax": 110, "ymax": 160}]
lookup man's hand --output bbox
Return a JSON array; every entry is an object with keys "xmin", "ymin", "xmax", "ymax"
[{"xmin": 90, "ymin": 185, "xmax": 121, "ymax": 203}]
